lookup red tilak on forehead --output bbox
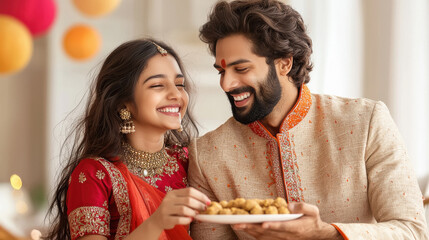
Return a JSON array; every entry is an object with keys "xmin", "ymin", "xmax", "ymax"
[{"xmin": 221, "ymin": 59, "xmax": 226, "ymax": 68}]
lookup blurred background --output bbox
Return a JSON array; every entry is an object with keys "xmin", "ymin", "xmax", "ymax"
[{"xmin": 0, "ymin": 0, "xmax": 428, "ymax": 238}]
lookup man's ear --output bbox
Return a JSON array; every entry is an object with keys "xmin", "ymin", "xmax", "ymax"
[{"xmin": 275, "ymin": 56, "xmax": 293, "ymax": 76}]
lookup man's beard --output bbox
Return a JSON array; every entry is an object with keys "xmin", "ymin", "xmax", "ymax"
[{"xmin": 226, "ymin": 63, "xmax": 282, "ymax": 124}]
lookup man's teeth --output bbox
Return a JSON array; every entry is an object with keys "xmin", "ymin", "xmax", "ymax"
[
  {"xmin": 233, "ymin": 93, "xmax": 250, "ymax": 101},
  {"xmin": 159, "ymin": 107, "xmax": 179, "ymax": 113}
]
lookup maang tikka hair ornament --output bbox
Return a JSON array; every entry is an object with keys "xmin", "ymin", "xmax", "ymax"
[
  {"xmin": 150, "ymin": 41, "xmax": 168, "ymax": 56},
  {"xmin": 119, "ymin": 108, "xmax": 135, "ymax": 134}
]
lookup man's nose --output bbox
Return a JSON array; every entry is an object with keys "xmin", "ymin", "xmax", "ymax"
[{"xmin": 220, "ymin": 72, "xmax": 240, "ymax": 93}]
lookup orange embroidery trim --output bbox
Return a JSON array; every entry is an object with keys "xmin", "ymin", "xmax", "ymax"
[{"xmin": 248, "ymin": 85, "xmax": 312, "ymax": 202}]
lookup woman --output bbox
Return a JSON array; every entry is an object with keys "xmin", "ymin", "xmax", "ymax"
[{"xmin": 46, "ymin": 39, "xmax": 210, "ymax": 239}]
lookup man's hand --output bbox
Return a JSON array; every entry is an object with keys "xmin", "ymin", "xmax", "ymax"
[{"xmin": 232, "ymin": 202, "xmax": 343, "ymax": 240}]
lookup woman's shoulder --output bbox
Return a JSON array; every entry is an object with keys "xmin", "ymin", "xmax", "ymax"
[
  {"xmin": 70, "ymin": 158, "xmax": 110, "ymax": 183},
  {"xmin": 70, "ymin": 157, "xmax": 122, "ymax": 182},
  {"xmin": 73, "ymin": 157, "xmax": 111, "ymax": 172}
]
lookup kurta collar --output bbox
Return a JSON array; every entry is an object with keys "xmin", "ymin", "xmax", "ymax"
[{"xmin": 249, "ymin": 84, "xmax": 312, "ymax": 138}]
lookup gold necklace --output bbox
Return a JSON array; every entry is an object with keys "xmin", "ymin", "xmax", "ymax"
[{"xmin": 121, "ymin": 142, "xmax": 171, "ymax": 178}]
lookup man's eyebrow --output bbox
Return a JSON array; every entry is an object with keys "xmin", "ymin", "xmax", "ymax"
[{"xmin": 213, "ymin": 59, "xmax": 251, "ymax": 68}]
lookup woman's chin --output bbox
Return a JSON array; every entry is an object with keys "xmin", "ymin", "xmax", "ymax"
[{"xmin": 164, "ymin": 125, "xmax": 181, "ymax": 131}]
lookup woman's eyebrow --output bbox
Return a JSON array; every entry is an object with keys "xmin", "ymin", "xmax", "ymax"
[{"xmin": 144, "ymin": 74, "xmax": 166, "ymax": 83}]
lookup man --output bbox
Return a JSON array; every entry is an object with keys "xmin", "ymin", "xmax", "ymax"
[{"xmin": 188, "ymin": 0, "xmax": 429, "ymax": 239}]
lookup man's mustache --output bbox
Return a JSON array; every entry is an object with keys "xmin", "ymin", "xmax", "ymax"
[{"xmin": 226, "ymin": 86, "xmax": 255, "ymax": 95}]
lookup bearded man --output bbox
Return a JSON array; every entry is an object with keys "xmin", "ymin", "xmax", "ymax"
[{"xmin": 188, "ymin": 0, "xmax": 429, "ymax": 239}]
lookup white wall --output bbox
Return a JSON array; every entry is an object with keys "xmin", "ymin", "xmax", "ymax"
[
  {"xmin": 290, "ymin": 0, "xmax": 429, "ymax": 178},
  {"xmin": 0, "ymin": 37, "xmax": 48, "ymax": 191}
]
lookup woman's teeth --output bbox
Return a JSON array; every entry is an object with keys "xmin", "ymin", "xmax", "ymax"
[{"xmin": 158, "ymin": 107, "xmax": 179, "ymax": 113}]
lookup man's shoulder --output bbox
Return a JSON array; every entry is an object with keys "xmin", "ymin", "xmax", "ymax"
[
  {"xmin": 311, "ymin": 93, "xmax": 379, "ymax": 114},
  {"xmin": 197, "ymin": 117, "xmax": 249, "ymax": 144}
]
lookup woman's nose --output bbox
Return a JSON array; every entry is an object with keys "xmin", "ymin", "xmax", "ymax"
[{"xmin": 167, "ymin": 84, "xmax": 181, "ymax": 99}]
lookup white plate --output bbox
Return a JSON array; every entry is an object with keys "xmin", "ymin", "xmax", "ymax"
[{"xmin": 195, "ymin": 214, "xmax": 303, "ymax": 224}]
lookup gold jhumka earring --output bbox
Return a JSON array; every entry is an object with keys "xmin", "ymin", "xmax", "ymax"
[{"xmin": 119, "ymin": 108, "xmax": 135, "ymax": 134}]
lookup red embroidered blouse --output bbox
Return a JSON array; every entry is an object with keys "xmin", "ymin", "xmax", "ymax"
[{"xmin": 66, "ymin": 146, "xmax": 189, "ymax": 239}]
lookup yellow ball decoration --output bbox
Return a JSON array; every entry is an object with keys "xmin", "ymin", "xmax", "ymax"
[
  {"xmin": 72, "ymin": 0, "xmax": 121, "ymax": 17},
  {"xmin": 0, "ymin": 15, "xmax": 33, "ymax": 74},
  {"xmin": 10, "ymin": 174, "xmax": 23, "ymax": 190},
  {"xmin": 63, "ymin": 24, "xmax": 101, "ymax": 61}
]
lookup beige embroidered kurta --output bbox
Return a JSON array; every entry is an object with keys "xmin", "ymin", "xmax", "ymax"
[{"xmin": 188, "ymin": 85, "xmax": 429, "ymax": 239}]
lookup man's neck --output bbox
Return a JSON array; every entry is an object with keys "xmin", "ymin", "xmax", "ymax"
[{"xmin": 259, "ymin": 82, "xmax": 299, "ymax": 136}]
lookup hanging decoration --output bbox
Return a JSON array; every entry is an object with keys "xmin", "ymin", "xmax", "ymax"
[
  {"xmin": 63, "ymin": 24, "xmax": 101, "ymax": 61},
  {"xmin": 0, "ymin": 15, "xmax": 33, "ymax": 74},
  {"xmin": 0, "ymin": 0, "xmax": 56, "ymax": 37},
  {"xmin": 72, "ymin": 0, "xmax": 121, "ymax": 17}
]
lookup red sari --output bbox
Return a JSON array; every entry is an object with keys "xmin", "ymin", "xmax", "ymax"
[{"xmin": 66, "ymin": 146, "xmax": 191, "ymax": 240}]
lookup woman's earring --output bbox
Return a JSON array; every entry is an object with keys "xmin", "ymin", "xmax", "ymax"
[
  {"xmin": 177, "ymin": 125, "xmax": 183, "ymax": 132},
  {"xmin": 119, "ymin": 108, "xmax": 135, "ymax": 134}
]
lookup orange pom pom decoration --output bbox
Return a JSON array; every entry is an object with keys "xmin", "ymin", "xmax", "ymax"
[
  {"xmin": 72, "ymin": 0, "xmax": 121, "ymax": 17},
  {"xmin": 63, "ymin": 24, "xmax": 101, "ymax": 61},
  {"xmin": 0, "ymin": 15, "xmax": 33, "ymax": 74}
]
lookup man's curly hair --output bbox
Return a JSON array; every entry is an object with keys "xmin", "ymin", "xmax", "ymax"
[{"xmin": 200, "ymin": 0, "xmax": 313, "ymax": 87}]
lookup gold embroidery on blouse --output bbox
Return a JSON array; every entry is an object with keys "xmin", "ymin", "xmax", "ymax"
[
  {"xmin": 68, "ymin": 206, "xmax": 110, "ymax": 239},
  {"xmin": 165, "ymin": 186, "xmax": 173, "ymax": 192},
  {"xmin": 96, "ymin": 158, "xmax": 131, "ymax": 239},
  {"xmin": 145, "ymin": 175, "xmax": 162, "ymax": 189},
  {"xmin": 96, "ymin": 170, "xmax": 106, "ymax": 180},
  {"xmin": 79, "ymin": 172, "xmax": 87, "ymax": 183},
  {"xmin": 168, "ymin": 146, "xmax": 188, "ymax": 163},
  {"xmin": 183, "ymin": 177, "xmax": 188, "ymax": 186},
  {"xmin": 103, "ymin": 200, "xmax": 108, "ymax": 209},
  {"xmin": 163, "ymin": 154, "xmax": 179, "ymax": 176},
  {"xmin": 68, "ymin": 176, "xmax": 72, "ymax": 185}
]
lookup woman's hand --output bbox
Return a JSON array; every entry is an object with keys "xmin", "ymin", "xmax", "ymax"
[{"xmin": 150, "ymin": 187, "xmax": 211, "ymax": 230}]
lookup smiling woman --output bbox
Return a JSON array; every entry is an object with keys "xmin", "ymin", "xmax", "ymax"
[
  {"xmin": 45, "ymin": 39, "xmax": 210, "ymax": 240},
  {"xmin": 125, "ymin": 53, "xmax": 189, "ymax": 135}
]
